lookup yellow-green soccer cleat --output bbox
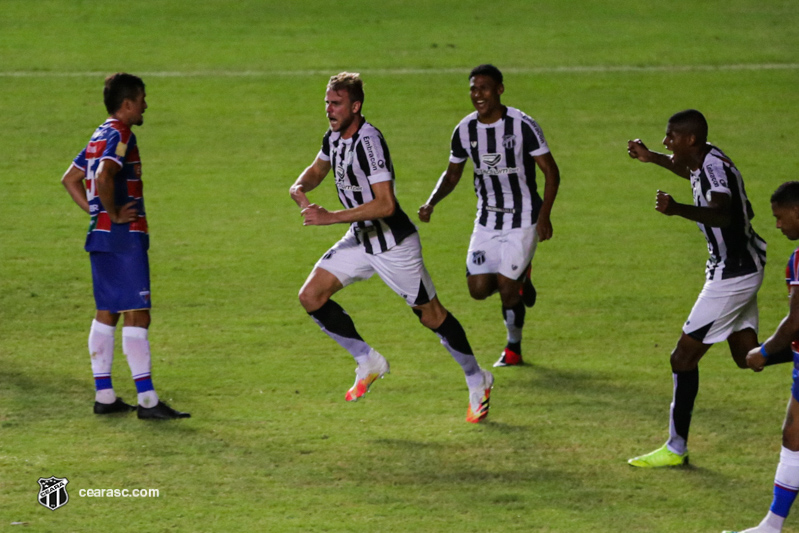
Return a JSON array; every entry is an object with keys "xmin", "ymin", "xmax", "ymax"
[{"xmin": 627, "ymin": 444, "xmax": 688, "ymax": 467}]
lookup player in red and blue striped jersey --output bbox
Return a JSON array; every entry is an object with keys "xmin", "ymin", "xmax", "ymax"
[
  {"xmin": 725, "ymin": 182, "xmax": 799, "ymax": 533},
  {"xmin": 61, "ymin": 73, "xmax": 188, "ymax": 420}
]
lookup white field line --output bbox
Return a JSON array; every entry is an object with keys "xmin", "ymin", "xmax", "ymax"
[{"xmin": 1, "ymin": 63, "xmax": 799, "ymax": 78}]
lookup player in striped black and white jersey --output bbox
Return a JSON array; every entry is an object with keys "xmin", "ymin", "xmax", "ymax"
[
  {"xmin": 626, "ymin": 109, "xmax": 788, "ymax": 468},
  {"xmin": 419, "ymin": 64, "xmax": 561, "ymax": 368},
  {"xmin": 290, "ymin": 72, "xmax": 494, "ymax": 423}
]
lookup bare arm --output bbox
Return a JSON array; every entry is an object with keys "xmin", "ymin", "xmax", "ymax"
[
  {"xmin": 96, "ymin": 160, "xmax": 139, "ymax": 224},
  {"xmin": 747, "ymin": 286, "xmax": 799, "ymax": 371},
  {"xmin": 655, "ymin": 190, "xmax": 731, "ymax": 227},
  {"xmin": 302, "ymin": 180, "xmax": 396, "ymax": 226},
  {"xmin": 417, "ymin": 160, "xmax": 466, "ymax": 223},
  {"xmin": 61, "ymin": 164, "xmax": 90, "ymax": 214},
  {"xmin": 290, "ymin": 156, "xmax": 331, "ymax": 209},
  {"xmin": 628, "ymin": 139, "xmax": 690, "ymax": 179},
  {"xmin": 533, "ymin": 151, "xmax": 560, "ymax": 241}
]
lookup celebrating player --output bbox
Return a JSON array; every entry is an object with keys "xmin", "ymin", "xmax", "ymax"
[
  {"xmin": 61, "ymin": 73, "xmax": 189, "ymax": 420},
  {"xmin": 418, "ymin": 64, "xmax": 561, "ymax": 367},
  {"xmin": 625, "ymin": 109, "xmax": 783, "ymax": 467},
  {"xmin": 723, "ymin": 182, "xmax": 799, "ymax": 533},
  {"xmin": 290, "ymin": 72, "xmax": 493, "ymax": 423}
]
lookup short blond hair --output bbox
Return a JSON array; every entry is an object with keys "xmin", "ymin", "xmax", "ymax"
[{"xmin": 327, "ymin": 72, "xmax": 364, "ymax": 104}]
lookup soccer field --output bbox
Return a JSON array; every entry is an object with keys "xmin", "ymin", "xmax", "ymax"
[{"xmin": 2, "ymin": 1, "xmax": 799, "ymax": 531}]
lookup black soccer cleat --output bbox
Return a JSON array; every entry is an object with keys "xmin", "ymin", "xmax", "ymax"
[
  {"xmin": 94, "ymin": 397, "xmax": 137, "ymax": 415},
  {"xmin": 137, "ymin": 401, "xmax": 191, "ymax": 420}
]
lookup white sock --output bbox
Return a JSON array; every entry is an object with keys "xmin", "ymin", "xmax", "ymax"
[
  {"xmin": 89, "ymin": 320, "xmax": 116, "ymax": 403},
  {"xmin": 122, "ymin": 326, "xmax": 159, "ymax": 408}
]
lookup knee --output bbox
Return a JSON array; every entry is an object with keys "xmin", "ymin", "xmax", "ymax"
[
  {"xmin": 670, "ymin": 348, "xmax": 695, "ymax": 373},
  {"xmin": 782, "ymin": 432, "xmax": 799, "ymax": 451},
  {"xmin": 468, "ymin": 286, "xmax": 491, "ymax": 300},
  {"xmin": 298, "ymin": 286, "xmax": 324, "ymax": 313}
]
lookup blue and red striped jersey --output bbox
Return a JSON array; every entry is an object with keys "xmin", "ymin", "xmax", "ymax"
[{"xmin": 72, "ymin": 119, "xmax": 148, "ymax": 253}]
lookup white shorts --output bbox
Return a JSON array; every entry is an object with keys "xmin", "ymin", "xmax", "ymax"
[
  {"xmin": 466, "ymin": 224, "xmax": 538, "ymax": 280},
  {"xmin": 314, "ymin": 230, "xmax": 436, "ymax": 307},
  {"xmin": 683, "ymin": 270, "xmax": 763, "ymax": 344}
]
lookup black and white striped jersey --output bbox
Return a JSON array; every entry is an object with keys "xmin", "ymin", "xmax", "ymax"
[
  {"xmin": 318, "ymin": 118, "xmax": 416, "ymax": 255},
  {"xmin": 691, "ymin": 144, "xmax": 766, "ymax": 280},
  {"xmin": 450, "ymin": 106, "xmax": 550, "ymax": 230}
]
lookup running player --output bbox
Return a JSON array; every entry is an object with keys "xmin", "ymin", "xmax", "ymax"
[
  {"xmin": 626, "ymin": 109, "xmax": 778, "ymax": 467},
  {"xmin": 290, "ymin": 72, "xmax": 493, "ymax": 423},
  {"xmin": 723, "ymin": 182, "xmax": 799, "ymax": 533},
  {"xmin": 418, "ymin": 64, "xmax": 561, "ymax": 367},
  {"xmin": 61, "ymin": 73, "xmax": 189, "ymax": 420}
]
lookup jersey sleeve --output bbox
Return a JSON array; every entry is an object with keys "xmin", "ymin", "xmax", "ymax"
[
  {"xmin": 787, "ymin": 250, "xmax": 799, "ymax": 286},
  {"xmin": 449, "ymin": 123, "xmax": 469, "ymax": 164},
  {"xmin": 522, "ymin": 117, "xmax": 550, "ymax": 157},
  {"xmin": 317, "ymin": 131, "xmax": 332, "ymax": 162},
  {"xmin": 359, "ymin": 134, "xmax": 392, "ymax": 184},
  {"xmin": 73, "ymin": 147, "xmax": 88, "ymax": 171},
  {"xmin": 98, "ymin": 128, "xmax": 127, "ymax": 168},
  {"xmin": 703, "ymin": 159, "xmax": 732, "ymax": 197}
]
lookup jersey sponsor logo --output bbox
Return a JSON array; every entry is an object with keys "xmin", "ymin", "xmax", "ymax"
[
  {"xmin": 115, "ymin": 141, "xmax": 128, "ymax": 158},
  {"xmin": 502, "ymin": 134, "xmax": 517, "ymax": 149},
  {"xmin": 362, "ymin": 135, "xmax": 383, "ymax": 173},
  {"xmin": 470, "ymin": 141, "xmax": 477, "ymax": 148},
  {"xmin": 474, "ymin": 166, "xmax": 521, "ymax": 176},
  {"xmin": 481, "ymin": 153, "xmax": 502, "ymax": 167},
  {"xmin": 472, "ymin": 250, "xmax": 486, "ymax": 265},
  {"xmin": 334, "ymin": 167, "xmax": 363, "ymax": 191},
  {"xmin": 486, "ymin": 206, "xmax": 517, "ymax": 214}
]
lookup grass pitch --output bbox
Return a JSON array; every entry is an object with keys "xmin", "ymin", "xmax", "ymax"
[{"xmin": 2, "ymin": 1, "xmax": 799, "ymax": 531}]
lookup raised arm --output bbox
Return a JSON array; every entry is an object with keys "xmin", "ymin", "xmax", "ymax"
[
  {"xmin": 533, "ymin": 151, "xmax": 560, "ymax": 241},
  {"xmin": 61, "ymin": 164, "xmax": 90, "ymax": 214},
  {"xmin": 301, "ymin": 180, "xmax": 396, "ymax": 226},
  {"xmin": 628, "ymin": 139, "xmax": 691, "ymax": 179},
  {"xmin": 417, "ymin": 160, "xmax": 466, "ymax": 223},
  {"xmin": 290, "ymin": 156, "xmax": 332, "ymax": 209},
  {"xmin": 655, "ymin": 190, "xmax": 732, "ymax": 228}
]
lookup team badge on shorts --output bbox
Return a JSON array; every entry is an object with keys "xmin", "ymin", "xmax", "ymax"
[
  {"xmin": 472, "ymin": 250, "xmax": 486, "ymax": 265},
  {"xmin": 37, "ymin": 476, "xmax": 69, "ymax": 511},
  {"xmin": 139, "ymin": 289, "xmax": 151, "ymax": 305}
]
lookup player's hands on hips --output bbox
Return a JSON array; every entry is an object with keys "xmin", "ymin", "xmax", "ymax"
[
  {"xmin": 111, "ymin": 201, "xmax": 139, "ymax": 224},
  {"xmin": 746, "ymin": 347, "xmax": 766, "ymax": 372},
  {"xmin": 301, "ymin": 204, "xmax": 334, "ymax": 226},
  {"xmin": 536, "ymin": 212, "xmax": 553, "ymax": 241},
  {"xmin": 655, "ymin": 190, "xmax": 678, "ymax": 216},
  {"xmin": 627, "ymin": 139, "xmax": 653, "ymax": 162},
  {"xmin": 417, "ymin": 204, "xmax": 434, "ymax": 223}
]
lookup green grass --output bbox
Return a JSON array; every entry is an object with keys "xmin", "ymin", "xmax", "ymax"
[{"xmin": 2, "ymin": 1, "xmax": 799, "ymax": 531}]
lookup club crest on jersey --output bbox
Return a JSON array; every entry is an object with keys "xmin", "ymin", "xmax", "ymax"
[
  {"xmin": 481, "ymin": 153, "xmax": 502, "ymax": 168},
  {"xmin": 502, "ymin": 134, "xmax": 517, "ymax": 149},
  {"xmin": 38, "ymin": 476, "xmax": 69, "ymax": 511},
  {"xmin": 472, "ymin": 250, "xmax": 486, "ymax": 265}
]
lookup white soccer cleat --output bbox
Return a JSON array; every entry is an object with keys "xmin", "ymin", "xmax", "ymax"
[
  {"xmin": 345, "ymin": 349, "xmax": 390, "ymax": 402},
  {"xmin": 466, "ymin": 368, "xmax": 494, "ymax": 423}
]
